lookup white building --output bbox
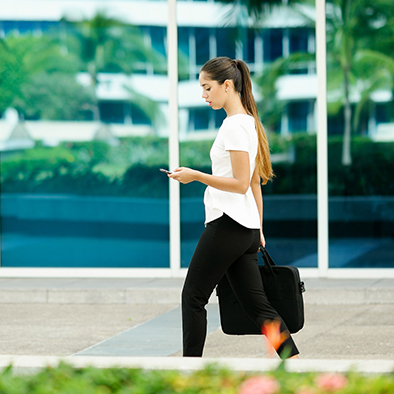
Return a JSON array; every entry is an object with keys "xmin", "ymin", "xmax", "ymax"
[
  {"xmin": 2, "ymin": 0, "xmax": 392, "ymax": 140},
  {"xmin": 0, "ymin": 0, "xmax": 378, "ymax": 139}
]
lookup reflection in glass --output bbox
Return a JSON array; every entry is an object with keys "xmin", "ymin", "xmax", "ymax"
[
  {"xmin": 216, "ymin": 28, "xmax": 236, "ymax": 59},
  {"xmin": 178, "ymin": 3, "xmax": 318, "ymax": 269},
  {"xmin": 326, "ymin": 0, "xmax": 394, "ymax": 268},
  {"xmin": 195, "ymin": 28, "xmax": 210, "ymax": 66},
  {"xmin": 0, "ymin": 4, "xmax": 170, "ymax": 268},
  {"xmin": 263, "ymin": 29, "xmax": 283, "ymax": 62}
]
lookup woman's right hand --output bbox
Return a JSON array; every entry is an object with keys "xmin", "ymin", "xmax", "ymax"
[{"xmin": 168, "ymin": 167, "xmax": 197, "ymax": 184}]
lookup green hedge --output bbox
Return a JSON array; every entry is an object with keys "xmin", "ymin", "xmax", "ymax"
[
  {"xmin": 327, "ymin": 137, "xmax": 394, "ymax": 196},
  {"xmin": 1, "ymin": 135, "xmax": 393, "ymax": 197},
  {"xmin": 0, "ymin": 363, "xmax": 394, "ymax": 394},
  {"xmin": 265, "ymin": 134, "xmax": 394, "ymax": 196}
]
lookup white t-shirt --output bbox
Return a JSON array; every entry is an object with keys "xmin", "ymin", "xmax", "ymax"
[{"xmin": 204, "ymin": 114, "xmax": 261, "ymax": 229}]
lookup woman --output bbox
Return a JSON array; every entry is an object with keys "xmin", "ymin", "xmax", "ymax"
[{"xmin": 169, "ymin": 57, "xmax": 299, "ymax": 359}]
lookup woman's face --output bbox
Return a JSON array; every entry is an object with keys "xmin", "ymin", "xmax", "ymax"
[{"xmin": 199, "ymin": 71, "xmax": 227, "ymax": 110}]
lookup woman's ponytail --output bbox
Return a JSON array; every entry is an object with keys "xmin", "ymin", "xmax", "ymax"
[{"xmin": 236, "ymin": 60, "xmax": 273, "ymax": 185}]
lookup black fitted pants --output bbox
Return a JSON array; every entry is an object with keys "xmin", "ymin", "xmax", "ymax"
[{"xmin": 182, "ymin": 214, "xmax": 299, "ymax": 358}]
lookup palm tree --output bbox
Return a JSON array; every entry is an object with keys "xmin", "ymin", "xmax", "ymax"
[
  {"xmin": 62, "ymin": 11, "xmax": 165, "ymax": 124},
  {"xmin": 254, "ymin": 52, "xmax": 314, "ymax": 132},
  {"xmin": 326, "ymin": 0, "xmax": 394, "ymax": 165},
  {"xmin": 214, "ymin": 0, "xmax": 314, "ymax": 133},
  {"xmin": 219, "ymin": 0, "xmax": 394, "ymax": 165},
  {"xmin": 217, "ymin": 0, "xmax": 305, "ymax": 21}
]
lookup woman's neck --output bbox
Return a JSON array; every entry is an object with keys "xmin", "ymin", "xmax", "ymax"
[{"xmin": 224, "ymin": 96, "xmax": 247, "ymax": 118}]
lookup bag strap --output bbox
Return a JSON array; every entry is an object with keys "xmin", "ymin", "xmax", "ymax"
[
  {"xmin": 260, "ymin": 247, "xmax": 276, "ymax": 266},
  {"xmin": 261, "ymin": 247, "xmax": 306, "ymax": 294},
  {"xmin": 260, "ymin": 247, "xmax": 276, "ymax": 277}
]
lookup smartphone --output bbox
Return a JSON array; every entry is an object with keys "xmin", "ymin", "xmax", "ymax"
[{"xmin": 160, "ymin": 168, "xmax": 172, "ymax": 174}]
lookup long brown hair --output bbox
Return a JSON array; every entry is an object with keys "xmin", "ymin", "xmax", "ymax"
[{"xmin": 201, "ymin": 57, "xmax": 273, "ymax": 184}]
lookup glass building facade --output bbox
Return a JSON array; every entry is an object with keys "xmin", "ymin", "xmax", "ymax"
[{"xmin": 0, "ymin": 0, "xmax": 393, "ymax": 276}]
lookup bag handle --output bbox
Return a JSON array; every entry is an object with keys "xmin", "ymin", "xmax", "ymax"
[
  {"xmin": 260, "ymin": 246, "xmax": 276, "ymax": 267},
  {"xmin": 260, "ymin": 246, "xmax": 276, "ymax": 277},
  {"xmin": 261, "ymin": 247, "xmax": 306, "ymax": 294}
]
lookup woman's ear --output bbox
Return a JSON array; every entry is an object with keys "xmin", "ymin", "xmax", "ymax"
[{"xmin": 224, "ymin": 79, "xmax": 233, "ymax": 93}]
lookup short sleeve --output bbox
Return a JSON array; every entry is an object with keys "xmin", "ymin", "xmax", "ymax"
[{"xmin": 223, "ymin": 121, "xmax": 249, "ymax": 152}]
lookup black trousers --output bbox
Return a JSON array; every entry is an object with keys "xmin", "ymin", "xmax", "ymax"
[{"xmin": 182, "ymin": 214, "xmax": 299, "ymax": 358}]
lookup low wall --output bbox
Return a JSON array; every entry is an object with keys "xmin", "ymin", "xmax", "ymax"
[{"xmin": 2, "ymin": 193, "xmax": 394, "ymax": 239}]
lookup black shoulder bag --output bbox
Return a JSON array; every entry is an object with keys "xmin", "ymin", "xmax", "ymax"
[{"xmin": 216, "ymin": 247, "xmax": 305, "ymax": 334}]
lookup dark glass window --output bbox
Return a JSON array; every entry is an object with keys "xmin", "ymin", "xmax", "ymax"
[
  {"xmin": 289, "ymin": 28, "xmax": 311, "ymax": 74},
  {"xmin": 195, "ymin": 28, "xmax": 210, "ymax": 65},
  {"xmin": 243, "ymin": 29, "xmax": 256, "ymax": 64},
  {"xmin": 131, "ymin": 104, "xmax": 151, "ymax": 125},
  {"xmin": 216, "ymin": 28, "xmax": 236, "ymax": 59},
  {"xmin": 289, "ymin": 68, "xmax": 309, "ymax": 75},
  {"xmin": 328, "ymin": 109, "xmax": 344, "ymax": 135},
  {"xmin": 178, "ymin": 27, "xmax": 190, "ymax": 57},
  {"xmin": 290, "ymin": 28, "xmax": 309, "ymax": 53},
  {"xmin": 263, "ymin": 29, "xmax": 283, "ymax": 62},
  {"xmin": 190, "ymin": 108, "xmax": 210, "ymax": 130},
  {"xmin": 288, "ymin": 101, "xmax": 309, "ymax": 132},
  {"xmin": 376, "ymin": 103, "xmax": 390, "ymax": 123},
  {"xmin": 150, "ymin": 26, "xmax": 166, "ymax": 56},
  {"xmin": 99, "ymin": 101, "xmax": 125, "ymax": 124}
]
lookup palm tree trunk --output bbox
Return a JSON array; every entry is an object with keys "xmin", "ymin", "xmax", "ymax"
[
  {"xmin": 91, "ymin": 93, "xmax": 100, "ymax": 121},
  {"xmin": 88, "ymin": 63, "xmax": 100, "ymax": 121},
  {"xmin": 342, "ymin": 69, "xmax": 352, "ymax": 166}
]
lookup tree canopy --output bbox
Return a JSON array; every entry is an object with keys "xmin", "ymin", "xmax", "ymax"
[{"xmin": 0, "ymin": 34, "xmax": 94, "ymax": 120}]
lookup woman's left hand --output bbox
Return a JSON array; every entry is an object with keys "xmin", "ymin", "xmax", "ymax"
[
  {"xmin": 260, "ymin": 230, "xmax": 266, "ymax": 248},
  {"xmin": 168, "ymin": 167, "xmax": 197, "ymax": 184}
]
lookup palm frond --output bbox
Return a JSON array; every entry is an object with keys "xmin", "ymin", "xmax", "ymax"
[
  {"xmin": 123, "ymin": 85, "xmax": 165, "ymax": 128},
  {"xmin": 355, "ymin": 49, "xmax": 394, "ymax": 75}
]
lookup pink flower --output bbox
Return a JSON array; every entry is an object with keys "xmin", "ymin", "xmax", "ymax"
[
  {"xmin": 316, "ymin": 373, "xmax": 348, "ymax": 392},
  {"xmin": 239, "ymin": 376, "xmax": 280, "ymax": 394}
]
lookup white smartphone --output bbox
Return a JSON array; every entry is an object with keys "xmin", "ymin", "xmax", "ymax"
[{"xmin": 160, "ymin": 168, "xmax": 172, "ymax": 174}]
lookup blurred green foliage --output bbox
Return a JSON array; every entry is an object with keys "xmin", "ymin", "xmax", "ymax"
[
  {"xmin": 0, "ymin": 34, "xmax": 95, "ymax": 120},
  {"xmin": 2, "ymin": 134, "xmax": 393, "ymax": 197},
  {"xmin": 1, "ymin": 362, "xmax": 394, "ymax": 394},
  {"xmin": 0, "ymin": 13, "xmax": 167, "ymax": 124},
  {"xmin": 21, "ymin": 73, "xmax": 95, "ymax": 120}
]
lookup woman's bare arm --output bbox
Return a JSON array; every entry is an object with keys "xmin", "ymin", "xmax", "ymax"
[
  {"xmin": 251, "ymin": 167, "xmax": 266, "ymax": 247},
  {"xmin": 169, "ymin": 150, "xmax": 250, "ymax": 194}
]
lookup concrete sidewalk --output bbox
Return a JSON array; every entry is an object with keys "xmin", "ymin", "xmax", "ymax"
[
  {"xmin": 1, "ymin": 277, "xmax": 394, "ymax": 305},
  {"xmin": 1, "ymin": 277, "xmax": 394, "ymax": 373}
]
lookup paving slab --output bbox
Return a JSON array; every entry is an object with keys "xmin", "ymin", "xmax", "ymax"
[
  {"xmin": 74, "ymin": 305, "xmax": 220, "ymax": 357},
  {"xmin": 0, "ymin": 303, "xmax": 176, "ymax": 356}
]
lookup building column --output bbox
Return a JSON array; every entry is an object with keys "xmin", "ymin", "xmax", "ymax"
[
  {"xmin": 315, "ymin": 0, "xmax": 329, "ymax": 276},
  {"xmin": 168, "ymin": 0, "xmax": 181, "ymax": 276}
]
